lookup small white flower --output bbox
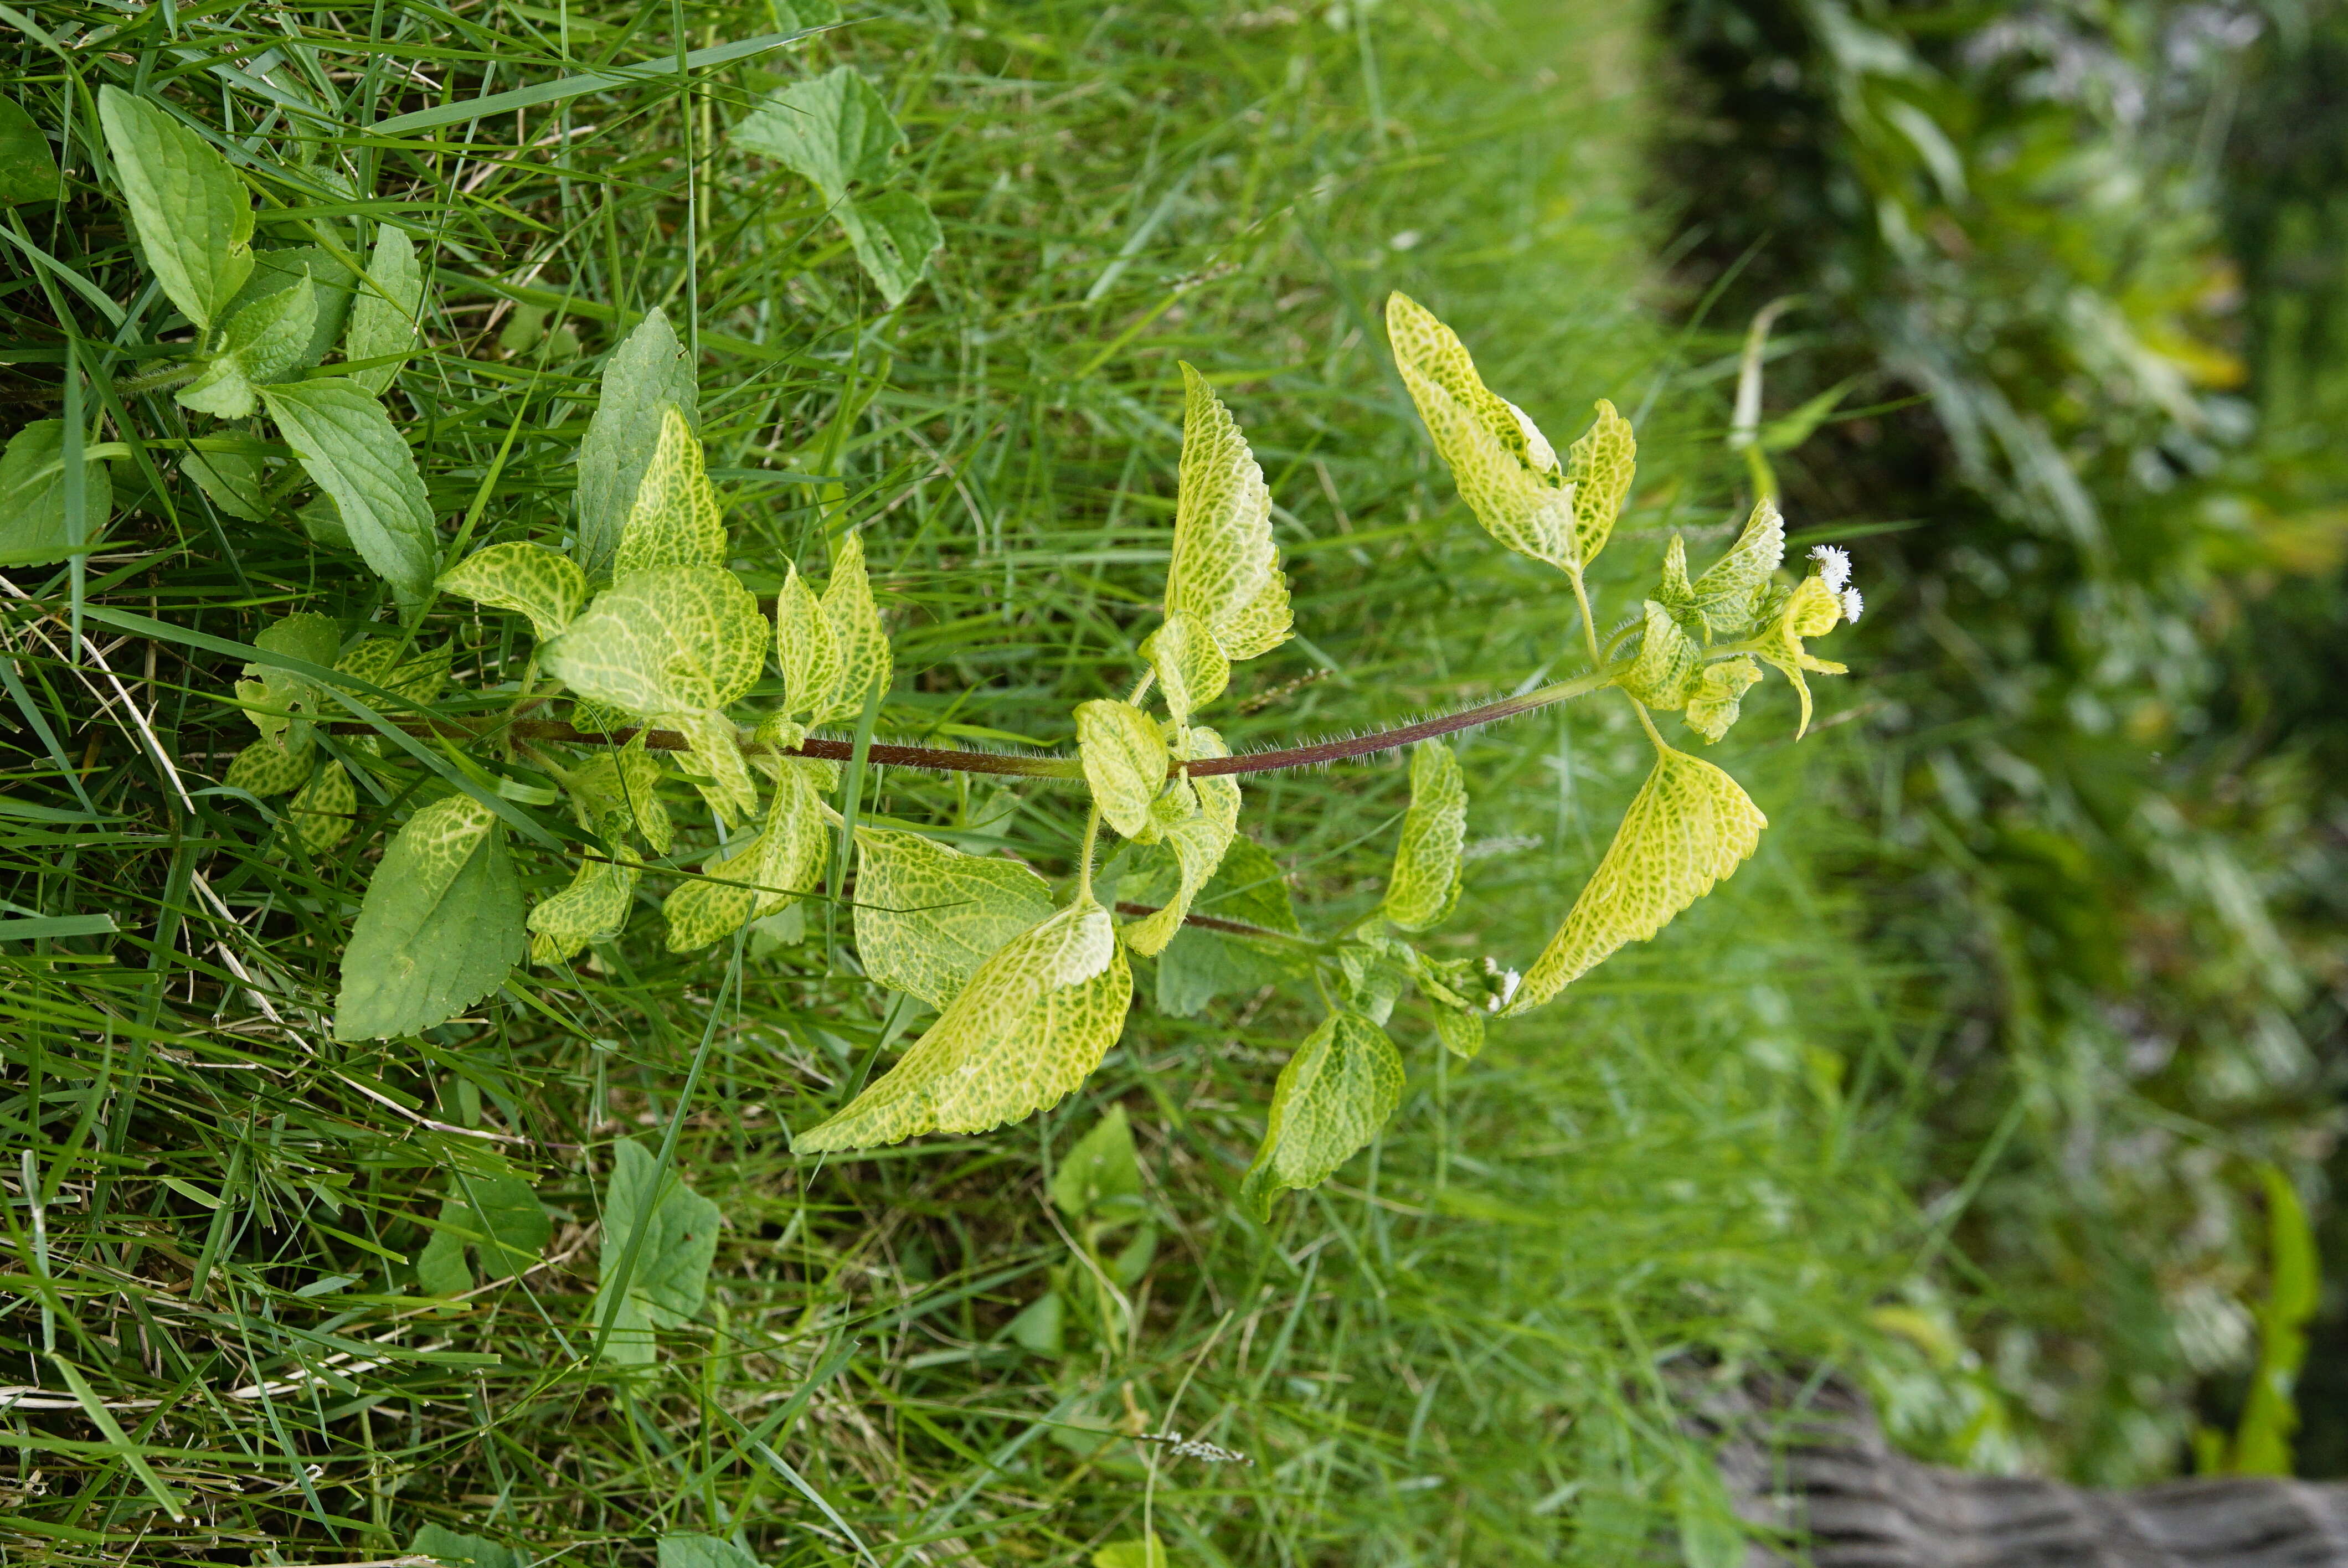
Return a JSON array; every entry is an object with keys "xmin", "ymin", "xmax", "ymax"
[
  {"xmin": 1809, "ymin": 544, "xmax": 1852, "ymax": 590},
  {"xmin": 1482, "ymin": 964, "xmax": 1522, "ymax": 1012},
  {"xmin": 1840, "ymin": 587, "xmax": 1864, "ymax": 623}
]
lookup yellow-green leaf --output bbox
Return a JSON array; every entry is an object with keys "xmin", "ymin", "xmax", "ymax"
[
  {"xmin": 1120, "ymin": 728, "xmax": 1240, "ymax": 956},
  {"xmin": 570, "ymin": 740, "xmax": 672, "ymax": 854},
  {"xmin": 1563, "ymin": 399, "xmax": 1636, "ymax": 569},
  {"xmin": 577, "ymin": 309, "xmax": 696, "ymax": 577},
  {"xmin": 1753, "ymin": 574, "xmax": 1849, "ymax": 738},
  {"xmin": 438, "ymin": 541, "xmax": 588, "ymax": 641},
  {"xmin": 1164, "ymin": 363, "xmax": 1292, "ymax": 662},
  {"xmin": 852, "ymin": 826, "xmax": 1056, "ymax": 1009},
  {"xmin": 1239, "ymin": 1010, "xmax": 1403, "ymax": 1218},
  {"xmin": 541, "ymin": 566, "xmax": 766, "ymax": 716},
  {"xmin": 773, "ymin": 560, "xmax": 842, "ymax": 721},
  {"xmin": 663, "ymin": 758, "xmax": 831, "ymax": 950},
  {"xmin": 286, "ymin": 759, "xmax": 356, "ymax": 854},
  {"xmin": 1385, "ymin": 292, "xmax": 1576, "ymax": 571},
  {"xmin": 659, "ymin": 707, "xmax": 759, "ymax": 827},
  {"xmin": 529, "ymin": 815, "xmax": 641, "ymax": 964},
  {"xmin": 815, "ymin": 532, "xmax": 891, "ymax": 726},
  {"xmin": 793, "ymin": 900, "xmax": 1132, "ymax": 1151},
  {"xmin": 179, "ymin": 273, "xmax": 317, "ymax": 419},
  {"xmin": 224, "ymin": 737, "xmax": 310, "ymax": 797},
  {"xmin": 1380, "ymin": 740, "xmax": 1466, "ymax": 931},
  {"xmin": 1684, "ymin": 656, "xmax": 1761, "ymax": 744},
  {"xmin": 1507, "ymin": 746, "xmax": 1767, "ymax": 1014},
  {"xmin": 1620, "ymin": 600, "xmax": 1702, "ymax": 710},
  {"xmin": 614, "ymin": 406, "xmax": 727, "ymax": 576},
  {"xmin": 1141, "ymin": 610, "xmax": 1230, "ymax": 731},
  {"xmin": 1076, "ymin": 698, "xmax": 1168, "ymax": 841},
  {"xmin": 1687, "ymin": 498, "xmax": 1784, "ymax": 640}
]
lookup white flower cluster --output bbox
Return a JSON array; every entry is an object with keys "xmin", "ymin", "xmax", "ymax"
[
  {"xmin": 1135, "ymin": 1430, "xmax": 1254, "ymax": 1465},
  {"xmin": 1482, "ymin": 955, "xmax": 1522, "ymax": 1013},
  {"xmin": 1809, "ymin": 544, "xmax": 1865, "ymax": 623}
]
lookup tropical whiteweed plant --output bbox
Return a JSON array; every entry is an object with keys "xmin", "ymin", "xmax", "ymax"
[{"xmin": 10, "ymin": 91, "xmax": 1865, "ymax": 1220}]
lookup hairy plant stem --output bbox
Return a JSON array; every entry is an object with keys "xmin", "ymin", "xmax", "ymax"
[{"xmin": 362, "ymin": 664, "xmax": 1629, "ymax": 780}]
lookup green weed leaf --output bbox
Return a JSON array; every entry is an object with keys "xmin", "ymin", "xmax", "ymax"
[
  {"xmin": 1412, "ymin": 954, "xmax": 1489, "ymax": 1060},
  {"xmin": 1620, "ymin": 600, "xmax": 1702, "ymax": 710},
  {"xmin": 1385, "ymin": 292, "xmax": 1576, "ymax": 571},
  {"xmin": 235, "ymin": 611, "xmax": 342, "ymax": 754},
  {"xmin": 408, "ymin": 1524, "xmax": 523, "ymax": 1568},
  {"xmin": 1380, "ymin": 740, "xmax": 1466, "ymax": 931},
  {"xmin": 334, "ymin": 792, "xmax": 526, "ymax": 1040},
  {"xmin": 1093, "ymin": 1535, "xmax": 1171, "ymax": 1568},
  {"xmin": 1052, "ymin": 1104, "xmax": 1146, "ymax": 1223},
  {"xmin": 416, "ymin": 1174, "xmax": 549, "ymax": 1292},
  {"xmin": 259, "ymin": 378, "xmax": 438, "ymax": 600},
  {"xmin": 1683, "ymin": 656, "xmax": 1761, "ymax": 744},
  {"xmin": 96, "ymin": 87, "xmax": 253, "ymax": 331},
  {"xmin": 179, "ymin": 272, "xmax": 317, "ymax": 419},
  {"xmin": 343, "ymin": 224, "xmax": 423, "ymax": 394},
  {"xmin": 663, "ymin": 706, "xmax": 761, "ymax": 826},
  {"xmin": 570, "ymin": 741, "xmax": 673, "ymax": 853},
  {"xmin": 1240, "ymin": 1010, "xmax": 1403, "ymax": 1218},
  {"xmin": 0, "ymin": 420, "xmax": 112, "ymax": 566},
  {"xmin": 1141, "ymin": 835, "xmax": 1302, "ymax": 1015},
  {"xmin": 287, "ymin": 760, "xmax": 356, "ymax": 854},
  {"xmin": 334, "ymin": 634, "xmax": 451, "ymax": 708},
  {"xmin": 852, "ymin": 826, "xmax": 1055, "ymax": 1009},
  {"xmin": 772, "ymin": 561, "xmax": 841, "ymax": 722},
  {"xmin": 224, "ymin": 739, "xmax": 311, "ymax": 797},
  {"xmin": 1077, "ymin": 699, "xmax": 1168, "ymax": 841},
  {"xmin": 542, "ymin": 566, "xmax": 766, "ymax": 716},
  {"xmin": 664, "ymin": 758, "xmax": 832, "ymax": 950},
  {"xmin": 0, "ymin": 100, "xmax": 61, "ymax": 205},
  {"xmin": 732, "ymin": 66, "xmax": 904, "ymax": 202},
  {"xmin": 439, "ymin": 541, "xmax": 589, "ymax": 641},
  {"xmin": 576, "ymin": 308, "xmax": 696, "ymax": 575},
  {"xmin": 838, "ymin": 189, "xmax": 943, "ymax": 306},
  {"xmin": 1508, "ymin": 745, "xmax": 1767, "ymax": 1014},
  {"xmin": 658, "ymin": 1536, "xmax": 765, "ymax": 1568},
  {"xmin": 1751, "ymin": 574, "xmax": 1850, "ymax": 737},
  {"xmin": 794, "ymin": 899, "xmax": 1132, "ymax": 1151},
  {"xmin": 1141, "ymin": 610, "xmax": 1229, "ymax": 731},
  {"xmin": 614, "ymin": 406, "xmax": 727, "ymax": 576},
  {"xmin": 528, "ymin": 818, "xmax": 641, "ymax": 964},
  {"xmin": 594, "ymin": 1137, "xmax": 721, "ymax": 1365},
  {"xmin": 184, "ymin": 448, "xmax": 267, "ymax": 523},
  {"xmin": 1163, "ymin": 363, "xmax": 1291, "ymax": 663},
  {"xmin": 1563, "ymin": 399, "xmax": 1636, "ymax": 568}
]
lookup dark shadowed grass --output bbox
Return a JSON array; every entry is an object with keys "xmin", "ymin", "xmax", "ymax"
[{"xmin": 0, "ymin": 1, "xmax": 1947, "ymax": 1562}]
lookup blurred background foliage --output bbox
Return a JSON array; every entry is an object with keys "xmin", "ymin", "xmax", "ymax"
[
  {"xmin": 1659, "ymin": 0, "xmax": 2348, "ymax": 1484},
  {"xmin": 2, "ymin": 0, "xmax": 2345, "ymax": 1559}
]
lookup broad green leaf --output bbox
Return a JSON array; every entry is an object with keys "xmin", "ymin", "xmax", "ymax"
[
  {"xmin": 0, "ymin": 419, "xmax": 112, "ymax": 566},
  {"xmin": 1337, "ymin": 931, "xmax": 1413, "ymax": 1024},
  {"xmin": 614, "ymin": 406, "xmax": 727, "ymax": 576},
  {"xmin": 1563, "ymin": 398, "xmax": 1636, "ymax": 568},
  {"xmin": 184, "ymin": 447, "xmax": 267, "ymax": 522},
  {"xmin": 662, "ymin": 706, "xmax": 760, "ymax": 826},
  {"xmin": 659, "ymin": 1535, "xmax": 766, "ymax": 1568},
  {"xmin": 772, "ymin": 561, "xmax": 841, "ymax": 721},
  {"xmin": 1619, "ymin": 600, "xmax": 1702, "ymax": 710},
  {"xmin": 594, "ymin": 1137, "xmax": 721, "ymax": 1365},
  {"xmin": 529, "ymin": 818, "xmax": 640, "ymax": 964},
  {"xmin": 439, "ymin": 541, "xmax": 589, "ymax": 641},
  {"xmin": 260, "ymin": 378, "xmax": 437, "ymax": 600},
  {"xmin": 409, "ymin": 1524, "xmax": 523, "ymax": 1568},
  {"xmin": 1239, "ymin": 1011, "xmax": 1403, "ymax": 1218},
  {"xmin": 0, "ymin": 100, "xmax": 61, "ymax": 205},
  {"xmin": 2231, "ymin": 1162, "xmax": 2319, "ymax": 1476},
  {"xmin": 1686, "ymin": 498, "xmax": 1784, "ymax": 640},
  {"xmin": 1051, "ymin": 1104, "xmax": 1146, "ymax": 1223},
  {"xmin": 852, "ymin": 826, "xmax": 1055, "ymax": 1008},
  {"xmin": 224, "ymin": 738, "xmax": 311, "ymax": 797},
  {"xmin": 333, "ymin": 793, "xmax": 526, "ymax": 1041},
  {"xmin": 1008, "ymin": 1290, "xmax": 1064, "ymax": 1355},
  {"xmin": 343, "ymin": 224, "xmax": 422, "ymax": 394},
  {"xmin": 1684, "ymin": 656, "xmax": 1761, "ymax": 744},
  {"xmin": 1141, "ymin": 611, "xmax": 1229, "ymax": 730},
  {"xmin": 298, "ymin": 492, "xmax": 352, "ymax": 547},
  {"xmin": 838, "ymin": 189, "xmax": 943, "ymax": 306},
  {"xmin": 794, "ymin": 900, "xmax": 1132, "ymax": 1151},
  {"xmin": 419, "ymin": 1174, "xmax": 549, "ymax": 1291},
  {"xmin": 576, "ymin": 308, "xmax": 697, "ymax": 575},
  {"xmin": 732, "ymin": 66, "xmax": 904, "ymax": 201},
  {"xmin": 1752, "ymin": 574, "xmax": 1849, "ymax": 737},
  {"xmin": 181, "ymin": 273, "xmax": 316, "ymax": 418},
  {"xmin": 816, "ymin": 532, "xmax": 892, "ymax": 726},
  {"xmin": 664, "ymin": 759, "xmax": 831, "ymax": 950},
  {"xmin": 97, "ymin": 87, "xmax": 253, "ymax": 330},
  {"xmin": 1508, "ymin": 746, "xmax": 1767, "ymax": 1014},
  {"xmin": 1154, "ymin": 929, "xmax": 1288, "ymax": 1016},
  {"xmin": 1093, "ymin": 1535, "xmax": 1171, "ymax": 1568},
  {"xmin": 222, "ymin": 246, "xmax": 356, "ymax": 370},
  {"xmin": 1385, "ymin": 292, "xmax": 1577, "ymax": 571},
  {"xmin": 1163, "ymin": 363, "xmax": 1291, "ymax": 662},
  {"xmin": 235, "ymin": 611, "xmax": 342, "ymax": 752},
  {"xmin": 1120, "ymin": 728, "xmax": 1239, "ymax": 956},
  {"xmin": 286, "ymin": 759, "xmax": 356, "ymax": 854},
  {"xmin": 770, "ymin": 0, "xmax": 841, "ymax": 26},
  {"xmin": 1137, "ymin": 833, "xmax": 1301, "ymax": 1014},
  {"xmin": 1077, "ymin": 699, "xmax": 1168, "ymax": 841},
  {"xmin": 1380, "ymin": 740, "xmax": 1466, "ymax": 931},
  {"xmin": 1192, "ymin": 834, "xmax": 1300, "ymax": 934},
  {"xmin": 542, "ymin": 566, "xmax": 766, "ymax": 715}
]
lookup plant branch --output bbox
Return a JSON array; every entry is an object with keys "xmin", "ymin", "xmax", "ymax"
[{"xmin": 332, "ymin": 667, "xmax": 1623, "ymax": 781}]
